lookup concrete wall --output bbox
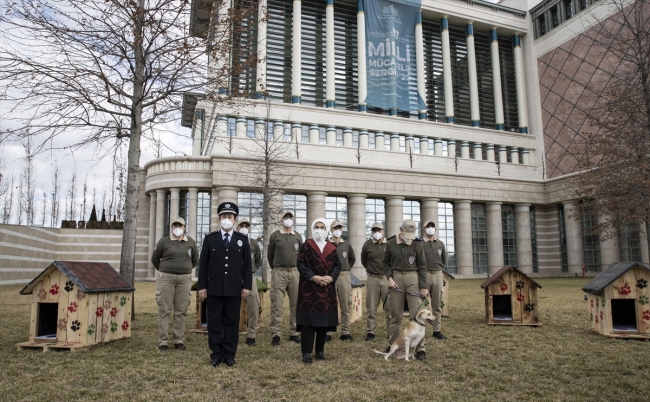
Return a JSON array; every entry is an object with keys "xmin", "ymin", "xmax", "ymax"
[{"xmin": 0, "ymin": 224, "xmax": 123, "ymax": 286}]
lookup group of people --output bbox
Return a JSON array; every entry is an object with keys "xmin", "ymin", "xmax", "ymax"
[{"xmin": 150, "ymin": 202, "xmax": 448, "ymax": 366}]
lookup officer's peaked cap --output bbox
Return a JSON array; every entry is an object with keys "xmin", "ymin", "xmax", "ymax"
[{"xmin": 218, "ymin": 202, "xmax": 238, "ymax": 217}]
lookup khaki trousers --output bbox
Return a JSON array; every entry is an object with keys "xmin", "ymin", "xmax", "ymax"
[
  {"xmin": 156, "ymin": 271, "xmax": 192, "ymax": 347},
  {"xmin": 246, "ymin": 273, "xmax": 260, "ymax": 338},
  {"xmin": 366, "ymin": 274, "xmax": 391, "ymax": 338},
  {"xmin": 388, "ymin": 271, "xmax": 425, "ymax": 352},
  {"xmin": 336, "ymin": 271, "xmax": 352, "ymax": 335},
  {"xmin": 270, "ymin": 267, "xmax": 299, "ymax": 337},
  {"xmin": 426, "ymin": 271, "xmax": 443, "ymax": 333}
]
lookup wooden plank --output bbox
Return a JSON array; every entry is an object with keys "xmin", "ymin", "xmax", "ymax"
[
  {"xmin": 55, "ymin": 272, "xmax": 68, "ymax": 343},
  {"xmin": 28, "ymin": 302, "xmax": 38, "ymax": 342},
  {"xmin": 86, "ymin": 294, "xmax": 99, "ymax": 345},
  {"xmin": 486, "ymin": 292, "xmax": 493, "ymax": 323},
  {"xmin": 64, "ymin": 274, "xmax": 80, "ymax": 345},
  {"xmin": 76, "ymin": 288, "xmax": 89, "ymax": 346},
  {"xmin": 488, "ymin": 321, "xmax": 542, "ymax": 327},
  {"xmin": 510, "ymin": 271, "xmax": 523, "ymax": 323},
  {"xmin": 521, "ymin": 282, "xmax": 533, "ymax": 324},
  {"xmin": 351, "ymin": 287, "xmax": 363, "ymax": 323},
  {"xmin": 40, "ymin": 273, "xmax": 51, "ymax": 303},
  {"xmin": 636, "ymin": 268, "xmax": 650, "ymax": 335},
  {"xmin": 603, "ymin": 298, "xmax": 613, "ymax": 335},
  {"xmin": 239, "ymin": 299, "xmax": 248, "ymax": 332},
  {"xmin": 124, "ymin": 292, "xmax": 133, "ymax": 338},
  {"xmin": 114, "ymin": 293, "xmax": 125, "ymax": 340},
  {"xmin": 101, "ymin": 293, "xmax": 113, "ymax": 343},
  {"xmin": 609, "ymin": 270, "xmax": 637, "ymax": 300}
]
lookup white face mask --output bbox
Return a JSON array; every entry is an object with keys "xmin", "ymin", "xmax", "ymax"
[
  {"xmin": 372, "ymin": 232, "xmax": 383, "ymax": 241},
  {"xmin": 401, "ymin": 234, "xmax": 413, "ymax": 246},
  {"xmin": 312, "ymin": 229, "xmax": 326, "ymax": 241},
  {"xmin": 283, "ymin": 219, "xmax": 294, "ymax": 228},
  {"xmin": 172, "ymin": 228, "xmax": 184, "ymax": 238},
  {"xmin": 332, "ymin": 229, "xmax": 342, "ymax": 238},
  {"xmin": 425, "ymin": 227, "xmax": 436, "ymax": 236},
  {"xmin": 220, "ymin": 219, "xmax": 234, "ymax": 230},
  {"xmin": 239, "ymin": 227, "xmax": 249, "ymax": 236}
]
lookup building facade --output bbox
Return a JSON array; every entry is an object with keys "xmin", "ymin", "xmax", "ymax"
[{"xmin": 136, "ymin": 0, "xmax": 649, "ymax": 282}]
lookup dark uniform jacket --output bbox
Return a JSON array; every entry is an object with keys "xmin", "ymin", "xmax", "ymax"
[
  {"xmin": 250, "ymin": 238, "xmax": 262, "ymax": 273},
  {"xmin": 422, "ymin": 239, "xmax": 447, "ymax": 271},
  {"xmin": 198, "ymin": 230, "xmax": 253, "ymax": 297},
  {"xmin": 331, "ymin": 239, "xmax": 356, "ymax": 272}
]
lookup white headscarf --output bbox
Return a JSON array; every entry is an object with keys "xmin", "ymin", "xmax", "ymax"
[{"xmin": 311, "ymin": 218, "xmax": 328, "ymax": 252}]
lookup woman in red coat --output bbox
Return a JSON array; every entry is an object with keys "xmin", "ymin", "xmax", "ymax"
[{"xmin": 296, "ymin": 218, "xmax": 342, "ymax": 363}]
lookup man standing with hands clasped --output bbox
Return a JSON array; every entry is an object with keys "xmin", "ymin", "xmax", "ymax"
[
  {"xmin": 198, "ymin": 202, "xmax": 252, "ymax": 367},
  {"xmin": 422, "ymin": 220, "xmax": 448, "ymax": 340},
  {"xmin": 383, "ymin": 219, "xmax": 429, "ymax": 361}
]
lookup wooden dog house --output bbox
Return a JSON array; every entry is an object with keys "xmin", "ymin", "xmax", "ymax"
[
  {"xmin": 17, "ymin": 261, "xmax": 134, "ymax": 352},
  {"xmin": 582, "ymin": 261, "xmax": 650, "ymax": 340},
  {"xmin": 349, "ymin": 273, "xmax": 365, "ymax": 323},
  {"xmin": 480, "ymin": 266, "xmax": 542, "ymax": 326}
]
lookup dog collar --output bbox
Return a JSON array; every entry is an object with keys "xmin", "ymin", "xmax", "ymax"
[{"xmin": 413, "ymin": 318, "xmax": 426, "ymax": 327}]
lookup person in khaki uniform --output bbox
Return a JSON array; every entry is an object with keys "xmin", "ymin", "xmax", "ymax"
[
  {"xmin": 151, "ymin": 217, "xmax": 198, "ymax": 352},
  {"xmin": 422, "ymin": 220, "xmax": 448, "ymax": 340},
  {"xmin": 267, "ymin": 211, "xmax": 303, "ymax": 346},
  {"xmin": 329, "ymin": 219, "xmax": 356, "ymax": 341},
  {"xmin": 361, "ymin": 222, "xmax": 391, "ymax": 341},
  {"xmin": 383, "ymin": 219, "xmax": 429, "ymax": 360},
  {"xmin": 237, "ymin": 218, "xmax": 262, "ymax": 346}
]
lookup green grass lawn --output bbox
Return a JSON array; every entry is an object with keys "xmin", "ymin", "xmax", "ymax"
[{"xmin": 1, "ymin": 278, "xmax": 649, "ymax": 401}]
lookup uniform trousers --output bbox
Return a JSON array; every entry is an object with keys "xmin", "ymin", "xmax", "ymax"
[
  {"xmin": 206, "ymin": 295, "xmax": 241, "ymax": 361},
  {"xmin": 246, "ymin": 273, "xmax": 260, "ymax": 338},
  {"xmin": 335, "ymin": 271, "xmax": 352, "ymax": 335},
  {"xmin": 365, "ymin": 274, "xmax": 391, "ymax": 338},
  {"xmin": 425, "ymin": 271, "xmax": 443, "ymax": 333},
  {"xmin": 270, "ymin": 267, "xmax": 299, "ymax": 337},
  {"xmin": 155, "ymin": 272, "xmax": 192, "ymax": 347},
  {"xmin": 388, "ymin": 271, "xmax": 425, "ymax": 352}
]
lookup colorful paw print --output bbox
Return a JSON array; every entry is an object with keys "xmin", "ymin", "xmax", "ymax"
[
  {"xmin": 121, "ymin": 321, "xmax": 129, "ymax": 331},
  {"xmin": 64, "ymin": 281, "xmax": 74, "ymax": 292},
  {"xmin": 516, "ymin": 293, "xmax": 525, "ymax": 302},
  {"xmin": 590, "ymin": 300, "xmax": 594, "ymax": 308},
  {"xmin": 38, "ymin": 288, "xmax": 47, "ymax": 301},
  {"xmin": 620, "ymin": 284, "xmax": 632, "ymax": 296},
  {"xmin": 57, "ymin": 318, "xmax": 67, "ymax": 331},
  {"xmin": 637, "ymin": 279, "xmax": 648, "ymax": 289},
  {"xmin": 642, "ymin": 310, "xmax": 650, "ymax": 322},
  {"xmin": 70, "ymin": 320, "xmax": 81, "ymax": 332},
  {"xmin": 110, "ymin": 322, "xmax": 118, "ymax": 333},
  {"xmin": 110, "ymin": 307, "xmax": 118, "ymax": 317},
  {"xmin": 95, "ymin": 307, "xmax": 104, "ymax": 317},
  {"xmin": 524, "ymin": 303, "xmax": 535, "ymax": 312},
  {"xmin": 101, "ymin": 323, "xmax": 109, "ymax": 336},
  {"xmin": 600, "ymin": 311, "xmax": 603, "ymax": 320},
  {"xmin": 87, "ymin": 324, "xmax": 96, "ymax": 336},
  {"xmin": 68, "ymin": 302, "xmax": 78, "ymax": 313},
  {"xmin": 589, "ymin": 313, "xmax": 593, "ymax": 322},
  {"xmin": 595, "ymin": 316, "xmax": 599, "ymax": 324},
  {"xmin": 103, "ymin": 299, "xmax": 112, "ymax": 310},
  {"xmin": 499, "ymin": 283, "xmax": 508, "ymax": 291},
  {"xmin": 76, "ymin": 289, "xmax": 86, "ymax": 300},
  {"xmin": 516, "ymin": 281, "xmax": 525, "ymax": 290},
  {"xmin": 50, "ymin": 284, "xmax": 59, "ymax": 295},
  {"xmin": 601, "ymin": 298, "xmax": 606, "ymax": 308},
  {"xmin": 639, "ymin": 295, "xmax": 649, "ymax": 306},
  {"xmin": 120, "ymin": 296, "xmax": 127, "ymax": 307},
  {"xmin": 440, "ymin": 301, "xmax": 445, "ymax": 309}
]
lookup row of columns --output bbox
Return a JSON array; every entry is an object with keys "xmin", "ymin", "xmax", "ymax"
[{"xmin": 282, "ymin": 2, "xmax": 528, "ymax": 132}]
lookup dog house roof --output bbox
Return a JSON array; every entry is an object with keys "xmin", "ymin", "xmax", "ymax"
[
  {"xmin": 19, "ymin": 261, "xmax": 134, "ymax": 295},
  {"xmin": 582, "ymin": 261, "xmax": 650, "ymax": 295},
  {"xmin": 350, "ymin": 273, "xmax": 365, "ymax": 288},
  {"xmin": 480, "ymin": 266, "xmax": 542, "ymax": 289}
]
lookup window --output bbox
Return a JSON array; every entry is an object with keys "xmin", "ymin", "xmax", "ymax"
[
  {"xmin": 283, "ymin": 194, "xmax": 308, "ymax": 240},
  {"xmin": 558, "ymin": 204, "xmax": 568, "ymax": 273},
  {"xmin": 449, "ymin": 24, "xmax": 471, "ymax": 126},
  {"xmin": 402, "ymin": 200, "xmax": 421, "ymax": 238},
  {"xmin": 179, "ymin": 190, "xmax": 189, "ymax": 228},
  {"xmin": 471, "ymin": 204, "xmax": 488, "ymax": 274},
  {"xmin": 230, "ymin": 0, "xmax": 258, "ymax": 96},
  {"xmin": 365, "ymin": 198, "xmax": 386, "ymax": 239},
  {"xmin": 438, "ymin": 202, "xmax": 456, "ymax": 274},
  {"xmin": 325, "ymin": 196, "xmax": 348, "ymax": 238},
  {"xmin": 564, "ymin": 0, "xmax": 574, "ymax": 19},
  {"xmin": 238, "ymin": 192, "xmax": 264, "ymax": 242},
  {"xmin": 502, "ymin": 205, "xmax": 517, "ymax": 266},
  {"xmin": 196, "ymin": 192, "xmax": 211, "ymax": 249},
  {"xmin": 530, "ymin": 207, "xmax": 539, "ymax": 273},
  {"xmin": 422, "ymin": 19, "xmax": 445, "ymax": 122},
  {"xmin": 551, "ymin": 5, "xmax": 560, "ymax": 28},
  {"xmin": 582, "ymin": 208, "xmax": 602, "ymax": 272},
  {"xmin": 619, "ymin": 223, "xmax": 642, "ymax": 263},
  {"xmin": 163, "ymin": 192, "xmax": 171, "ymax": 237}
]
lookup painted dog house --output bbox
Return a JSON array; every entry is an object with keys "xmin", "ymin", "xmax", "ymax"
[
  {"xmin": 17, "ymin": 261, "xmax": 134, "ymax": 352},
  {"xmin": 480, "ymin": 266, "xmax": 542, "ymax": 326},
  {"xmin": 582, "ymin": 262, "xmax": 650, "ymax": 340},
  {"xmin": 349, "ymin": 273, "xmax": 365, "ymax": 323}
]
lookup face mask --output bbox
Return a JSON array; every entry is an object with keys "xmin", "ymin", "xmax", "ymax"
[
  {"xmin": 401, "ymin": 234, "xmax": 413, "ymax": 246},
  {"xmin": 332, "ymin": 229, "xmax": 342, "ymax": 238},
  {"xmin": 239, "ymin": 227, "xmax": 249, "ymax": 236},
  {"xmin": 172, "ymin": 228, "xmax": 184, "ymax": 238},
  {"xmin": 372, "ymin": 232, "xmax": 383, "ymax": 241},
  {"xmin": 283, "ymin": 219, "xmax": 293, "ymax": 228},
  {"xmin": 312, "ymin": 229, "xmax": 326, "ymax": 241},
  {"xmin": 425, "ymin": 227, "xmax": 436, "ymax": 236},
  {"xmin": 221, "ymin": 219, "xmax": 234, "ymax": 230}
]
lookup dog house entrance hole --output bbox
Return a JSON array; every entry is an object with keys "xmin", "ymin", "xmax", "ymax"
[
  {"xmin": 36, "ymin": 303, "xmax": 58, "ymax": 339},
  {"xmin": 611, "ymin": 299, "xmax": 637, "ymax": 332},
  {"xmin": 201, "ymin": 300, "xmax": 207, "ymax": 328},
  {"xmin": 493, "ymin": 295, "xmax": 512, "ymax": 320}
]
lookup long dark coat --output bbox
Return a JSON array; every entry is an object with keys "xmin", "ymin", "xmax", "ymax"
[{"xmin": 296, "ymin": 240, "xmax": 342, "ymax": 331}]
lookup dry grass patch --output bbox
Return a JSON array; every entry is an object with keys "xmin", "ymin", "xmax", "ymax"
[{"xmin": 1, "ymin": 278, "xmax": 649, "ymax": 401}]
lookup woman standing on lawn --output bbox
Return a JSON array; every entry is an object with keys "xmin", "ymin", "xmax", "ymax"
[{"xmin": 296, "ymin": 218, "xmax": 342, "ymax": 363}]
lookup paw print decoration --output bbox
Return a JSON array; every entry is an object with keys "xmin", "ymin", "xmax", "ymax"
[
  {"xmin": 516, "ymin": 281, "xmax": 525, "ymax": 290},
  {"xmin": 68, "ymin": 302, "xmax": 78, "ymax": 313},
  {"xmin": 639, "ymin": 295, "xmax": 649, "ymax": 306},
  {"xmin": 121, "ymin": 321, "xmax": 129, "ymax": 331},
  {"xmin": 516, "ymin": 293, "xmax": 525, "ymax": 302},
  {"xmin": 642, "ymin": 310, "xmax": 650, "ymax": 322},
  {"xmin": 70, "ymin": 320, "xmax": 81, "ymax": 332},
  {"xmin": 524, "ymin": 303, "xmax": 535, "ymax": 312},
  {"xmin": 619, "ymin": 284, "xmax": 632, "ymax": 296},
  {"xmin": 64, "ymin": 281, "xmax": 74, "ymax": 292},
  {"xmin": 50, "ymin": 284, "xmax": 60, "ymax": 295},
  {"xmin": 499, "ymin": 283, "xmax": 508, "ymax": 292},
  {"xmin": 110, "ymin": 307, "xmax": 118, "ymax": 317},
  {"xmin": 637, "ymin": 279, "xmax": 648, "ymax": 289}
]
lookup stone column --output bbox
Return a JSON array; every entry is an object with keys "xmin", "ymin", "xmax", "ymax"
[
  {"xmin": 255, "ymin": 119, "xmax": 266, "ymax": 139},
  {"xmin": 210, "ymin": 187, "xmax": 219, "ymax": 231},
  {"xmin": 434, "ymin": 138, "xmax": 443, "ymax": 156},
  {"xmin": 466, "ymin": 22, "xmax": 480, "ymax": 127},
  {"xmin": 375, "ymin": 132, "xmax": 384, "ymax": 150},
  {"xmin": 188, "ymin": 188, "xmax": 199, "ymax": 241},
  {"xmin": 640, "ymin": 224, "xmax": 650, "ymax": 265},
  {"xmin": 415, "ymin": 11, "xmax": 427, "ymax": 120},
  {"xmin": 510, "ymin": 147, "xmax": 520, "ymax": 164},
  {"xmin": 486, "ymin": 144, "xmax": 495, "ymax": 161},
  {"xmin": 473, "ymin": 143, "xmax": 483, "ymax": 161},
  {"xmin": 419, "ymin": 137, "xmax": 429, "ymax": 155},
  {"xmin": 343, "ymin": 127, "xmax": 353, "ymax": 147},
  {"xmin": 513, "ymin": 33, "xmax": 528, "ymax": 133},
  {"xmin": 448, "ymin": 140, "xmax": 456, "ymax": 157},
  {"xmin": 499, "ymin": 146, "xmax": 508, "ymax": 164},
  {"xmin": 309, "ymin": 124, "xmax": 319, "ymax": 144},
  {"xmin": 326, "ymin": 0, "xmax": 335, "ymax": 108},
  {"xmin": 386, "ymin": 196, "xmax": 405, "ymax": 238},
  {"xmin": 326, "ymin": 126, "xmax": 336, "ymax": 146},
  {"xmin": 563, "ymin": 201, "xmax": 584, "ymax": 275},
  {"xmin": 515, "ymin": 204, "xmax": 533, "ymax": 274},
  {"xmin": 292, "ymin": 122, "xmax": 302, "ymax": 142},
  {"xmin": 169, "ymin": 188, "xmax": 180, "ymax": 222},
  {"xmin": 490, "ymin": 28, "xmax": 505, "ymax": 130},
  {"xmin": 236, "ymin": 116, "xmax": 247, "ymax": 137},
  {"xmin": 599, "ymin": 216, "xmax": 620, "ymax": 271},
  {"xmin": 216, "ymin": 116, "xmax": 228, "ymax": 137},
  {"xmin": 217, "ymin": 186, "xmax": 239, "ymax": 204},
  {"xmin": 155, "ymin": 189, "xmax": 166, "ymax": 248},
  {"xmin": 405, "ymin": 135, "xmax": 415, "ymax": 154},
  {"xmin": 256, "ymin": 0, "xmax": 267, "ymax": 98},
  {"xmin": 461, "ymin": 141, "xmax": 470, "ymax": 159},
  {"xmin": 390, "ymin": 133, "xmax": 400, "ymax": 152},
  {"xmin": 348, "ymin": 194, "xmax": 367, "ymax": 278},
  {"xmin": 148, "ymin": 192, "xmax": 157, "ymax": 277},
  {"xmin": 421, "ymin": 198, "xmax": 439, "ymax": 227},
  {"xmin": 357, "ymin": 1, "xmax": 367, "ymax": 112},
  {"xmin": 441, "ymin": 15, "xmax": 454, "ymax": 123},
  {"xmin": 306, "ymin": 192, "xmax": 327, "ymax": 238},
  {"xmin": 273, "ymin": 120, "xmax": 284, "ymax": 140},
  {"xmin": 292, "ymin": 0, "xmax": 302, "ymax": 104},
  {"xmin": 486, "ymin": 202, "xmax": 504, "ymax": 274},
  {"xmin": 455, "ymin": 200, "xmax": 472, "ymax": 276},
  {"xmin": 359, "ymin": 130, "xmax": 369, "ymax": 148},
  {"xmin": 522, "ymin": 148, "xmax": 530, "ymax": 165},
  {"xmin": 192, "ymin": 111, "xmax": 204, "ymax": 155}
]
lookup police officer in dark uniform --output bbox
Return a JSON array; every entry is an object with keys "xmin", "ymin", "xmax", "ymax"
[{"xmin": 198, "ymin": 202, "xmax": 252, "ymax": 367}]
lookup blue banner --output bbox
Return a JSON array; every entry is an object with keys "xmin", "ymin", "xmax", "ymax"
[{"xmin": 364, "ymin": 0, "xmax": 425, "ymax": 112}]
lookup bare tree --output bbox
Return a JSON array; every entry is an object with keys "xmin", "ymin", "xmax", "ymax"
[
  {"xmin": 19, "ymin": 137, "xmax": 36, "ymax": 225},
  {"xmin": 0, "ymin": 146, "xmax": 8, "ymax": 204},
  {"xmin": 50, "ymin": 164, "xmax": 61, "ymax": 227},
  {"xmin": 1, "ymin": 0, "xmax": 260, "ymax": 284},
  {"xmin": 1, "ymin": 174, "xmax": 15, "ymax": 224},
  {"xmin": 41, "ymin": 190, "xmax": 48, "ymax": 227},
  {"xmin": 568, "ymin": 0, "xmax": 650, "ymax": 241},
  {"xmin": 81, "ymin": 174, "xmax": 88, "ymax": 222},
  {"xmin": 66, "ymin": 172, "xmax": 77, "ymax": 221},
  {"xmin": 355, "ymin": 138, "xmax": 361, "ymax": 164},
  {"xmin": 407, "ymin": 144, "xmax": 415, "ymax": 169}
]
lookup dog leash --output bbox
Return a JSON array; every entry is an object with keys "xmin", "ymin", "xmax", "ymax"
[{"xmin": 383, "ymin": 288, "xmax": 430, "ymax": 311}]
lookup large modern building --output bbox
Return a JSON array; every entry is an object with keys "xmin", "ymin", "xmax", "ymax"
[{"xmin": 134, "ymin": 0, "xmax": 649, "ymax": 282}]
